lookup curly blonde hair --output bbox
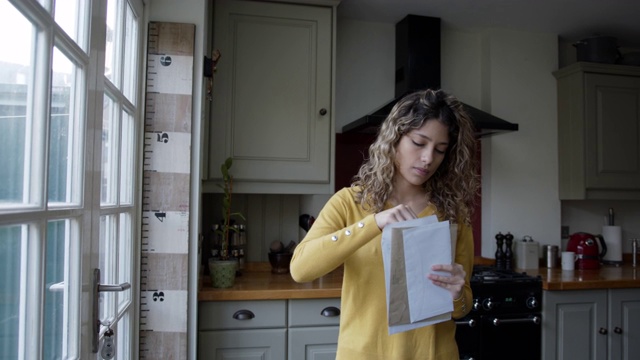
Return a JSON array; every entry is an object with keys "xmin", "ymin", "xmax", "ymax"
[{"xmin": 352, "ymin": 89, "xmax": 480, "ymax": 225}]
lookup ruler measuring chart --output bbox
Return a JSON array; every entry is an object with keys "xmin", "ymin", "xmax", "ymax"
[{"xmin": 139, "ymin": 22, "xmax": 195, "ymax": 360}]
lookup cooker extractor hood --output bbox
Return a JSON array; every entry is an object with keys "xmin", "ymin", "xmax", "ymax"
[{"xmin": 341, "ymin": 15, "xmax": 519, "ymax": 138}]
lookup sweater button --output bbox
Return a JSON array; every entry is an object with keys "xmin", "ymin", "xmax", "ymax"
[
  {"xmin": 357, "ymin": 222, "xmax": 365, "ymax": 228},
  {"xmin": 331, "ymin": 235, "xmax": 338, "ymax": 241},
  {"xmin": 345, "ymin": 230, "xmax": 352, "ymax": 236}
]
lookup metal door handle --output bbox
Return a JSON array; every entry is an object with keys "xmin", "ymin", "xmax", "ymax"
[
  {"xmin": 320, "ymin": 306, "xmax": 340, "ymax": 317},
  {"xmin": 492, "ymin": 315, "xmax": 540, "ymax": 326},
  {"xmin": 232, "ymin": 310, "xmax": 255, "ymax": 320},
  {"xmin": 99, "ymin": 283, "xmax": 131, "ymax": 292},
  {"xmin": 93, "ymin": 268, "xmax": 131, "ymax": 353},
  {"xmin": 455, "ymin": 318, "xmax": 477, "ymax": 327}
]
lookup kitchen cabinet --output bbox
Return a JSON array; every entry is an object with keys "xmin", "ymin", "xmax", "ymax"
[
  {"xmin": 198, "ymin": 300, "xmax": 287, "ymax": 359},
  {"xmin": 288, "ymin": 298, "xmax": 340, "ymax": 360},
  {"xmin": 198, "ymin": 298, "xmax": 341, "ymax": 360},
  {"xmin": 554, "ymin": 62, "xmax": 640, "ymax": 200},
  {"xmin": 206, "ymin": 0, "xmax": 340, "ymax": 194},
  {"xmin": 542, "ymin": 288, "xmax": 640, "ymax": 360}
]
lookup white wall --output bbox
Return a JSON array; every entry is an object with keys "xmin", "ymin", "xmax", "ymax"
[
  {"xmin": 562, "ymin": 201, "xmax": 640, "ymax": 253},
  {"xmin": 476, "ymin": 28, "xmax": 561, "ymax": 257},
  {"xmin": 335, "ymin": 18, "xmax": 563, "ymax": 257}
]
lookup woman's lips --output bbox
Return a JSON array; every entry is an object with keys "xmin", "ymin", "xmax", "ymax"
[{"xmin": 414, "ymin": 167, "xmax": 429, "ymax": 177}]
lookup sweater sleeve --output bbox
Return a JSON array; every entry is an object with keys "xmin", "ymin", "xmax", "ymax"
[
  {"xmin": 290, "ymin": 188, "xmax": 381, "ymax": 282},
  {"xmin": 451, "ymin": 222, "xmax": 474, "ymax": 319}
]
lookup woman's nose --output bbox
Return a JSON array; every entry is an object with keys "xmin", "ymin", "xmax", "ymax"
[{"xmin": 421, "ymin": 148, "xmax": 433, "ymax": 164}]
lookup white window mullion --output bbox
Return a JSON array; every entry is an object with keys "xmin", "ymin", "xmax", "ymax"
[
  {"xmin": 23, "ymin": 222, "xmax": 46, "ymax": 360},
  {"xmin": 64, "ymin": 218, "xmax": 82, "ymax": 358},
  {"xmin": 31, "ymin": 16, "xmax": 54, "ymax": 210},
  {"xmin": 17, "ymin": 224, "xmax": 29, "ymax": 360}
]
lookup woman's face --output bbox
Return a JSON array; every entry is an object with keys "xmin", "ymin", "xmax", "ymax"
[{"xmin": 394, "ymin": 119, "xmax": 450, "ymax": 187}]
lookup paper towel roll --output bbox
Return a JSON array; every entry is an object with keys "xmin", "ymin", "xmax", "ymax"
[{"xmin": 602, "ymin": 225, "xmax": 622, "ymax": 262}]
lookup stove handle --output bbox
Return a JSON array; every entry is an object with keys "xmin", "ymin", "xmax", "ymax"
[
  {"xmin": 492, "ymin": 315, "xmax": 541, "ymax": 326},
  {"xmin": 454, "ymin": 318, "xmax": 477, "ymax": 327}
]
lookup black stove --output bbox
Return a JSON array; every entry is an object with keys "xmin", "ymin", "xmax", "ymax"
[
  {"xmin": 456, "ymin": 265, "xmax": 542, "ymax": 360},
  {"xmin": 471, "ymin": 265, "xmax": 541, "ymax": 283}
]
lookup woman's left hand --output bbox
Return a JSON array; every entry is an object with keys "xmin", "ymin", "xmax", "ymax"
[{"xmin": 427, "ymin": 263, "xmax": 466, "ymax": 300}]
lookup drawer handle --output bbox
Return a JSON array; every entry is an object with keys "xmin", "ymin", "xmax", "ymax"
[
  {"xmin": 320, "ymin": 306, "xmax": 340, "ymax": 317},
  {"xmin": 232, "ymin": 310, "xmax": 255, "ymax": 320}
]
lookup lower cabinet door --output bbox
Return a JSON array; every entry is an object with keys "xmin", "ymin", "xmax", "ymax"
[
  {"xmin": 609, "ymin": 289, "xmax": 640, "ymax": 360},
  {"xmin": 542, "ymin": 290, "xmax": 608, "ymax": 360},
  {"xmin": 288, "ymin": 326, "xmax": 339, "ymax": 360},
  {"xmin": 198, "ymin": 328, "xmax": 286, "ymax": 360}
]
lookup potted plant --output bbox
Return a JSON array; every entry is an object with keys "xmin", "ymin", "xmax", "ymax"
[{"xmin": 208, "ymin": 157, "xmax": 245, "ymax": 288}]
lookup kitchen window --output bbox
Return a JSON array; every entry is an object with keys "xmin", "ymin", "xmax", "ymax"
[{"xmin": 0, "ymin": 0, "xmax": 144, "ymax": 358}]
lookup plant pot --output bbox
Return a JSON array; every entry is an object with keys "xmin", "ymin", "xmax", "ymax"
[{"xmin": 208, "ymin": 258, "xmax": 238, "ymax": 288}]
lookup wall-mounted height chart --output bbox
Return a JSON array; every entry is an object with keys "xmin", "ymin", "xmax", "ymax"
[{"xmin": 139, "ymin": 22, "xmax": 194, "ymax": 360}]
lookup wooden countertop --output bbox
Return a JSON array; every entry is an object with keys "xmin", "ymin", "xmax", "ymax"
[
  {"xmin": 198, "ymin": 258, "xmax": 640, "ymax": 301},
  {"xmin": 520, "ymin": 264, "xmax": 640, "ymax": 291},
  {"xmin": 198, "ymin": 262, "xmax": 343, "ymax": 301}
]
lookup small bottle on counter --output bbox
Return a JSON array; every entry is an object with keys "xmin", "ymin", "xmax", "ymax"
[
  {"xmin": 632, "ymin": 238, "xmax": 638, "ymax": 268},
  {"xmin": 238, "ymin": 224, "xmax": 246, "ymax": 245},
  {"xmin": 238, "ymin": 248, "xmax": 245, "ymax": 271}
]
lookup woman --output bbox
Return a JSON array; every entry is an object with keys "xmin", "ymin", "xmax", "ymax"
[{"xmin": 290, "ymin": 88, "xmax": 479, "ymax": 359}]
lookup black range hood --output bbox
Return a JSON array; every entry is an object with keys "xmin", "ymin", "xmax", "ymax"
[{"xmin": 342, "ymin": 15, "xmax": 518, "ymax": 138}]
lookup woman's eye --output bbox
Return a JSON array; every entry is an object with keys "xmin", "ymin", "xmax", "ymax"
[{"xmin": 411, "ymin": 140, "xmax": 424, "ymax": 147}]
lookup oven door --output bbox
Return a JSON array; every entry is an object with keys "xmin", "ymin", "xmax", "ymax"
[
  {"xmin": 455, "ymin": 316, "xmax": 480, "ymax": 360},
  {"xmin": 479, "ymin": 313, "xmax": 541, "ymax": 360}
]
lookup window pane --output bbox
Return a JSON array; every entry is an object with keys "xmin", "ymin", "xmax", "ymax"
[
  {"xmin": 54, "ymin": 0, "xmax": 87, "ymax": 50},
  {"xmin": 0, "ymin": 225, "xmax": 22, "ymax": 359},
  {"xmin": 0, "ymin": 2, "xmax": 34, "ymax": 206},
  {"xmin": 49, "ymin": 47, "xmax": 79, "ymax": 205},
  {"xmin": 101, "ymin": 94, "xmax": 118, "ymax": 205},
  {"xmin": 116, "ymin": 311, "xmax": 131, "ymax": 359},
  {"xmin": 120, "ymin": 110, "xmax": 134, "ymax": 204},
  {"xmin": 122, "ymin": 3, "xmax": 138, "ymax": 102},
  {"xmin": 105, "ymin": 0, "xmax": 121, "ymax": 84},
  {"xmin": 43, "ymin": 220, "xmax": 67, "ymax": 360}
]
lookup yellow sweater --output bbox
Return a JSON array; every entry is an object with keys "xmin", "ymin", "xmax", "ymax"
[{"xmin": 290, "ymin": 187, "xmax": 474, "ymax": 360}]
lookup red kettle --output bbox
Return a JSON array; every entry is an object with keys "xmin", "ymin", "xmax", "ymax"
[{"xmin": 566, "ymin": 232, "xmax": 607, "ymax": 269}]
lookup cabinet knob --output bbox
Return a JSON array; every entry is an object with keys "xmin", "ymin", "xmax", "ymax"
[
  {"xmin": 599, "ymin": 327, "xmax": 608, "ymax": 335},
  {"xmin": 232, "ymin": 309, "xmax": 255, "ymax": 320},
  {"xmin": 319, "ymin": 108, "xmax": 327, "ymax": 116},
  {"xmin": 614, "ymin": 327, "xmax": 623, "ymax": 334},
  {"xmin": 320, "ymin": 306, "xmax": 340, "ymax": 317}
]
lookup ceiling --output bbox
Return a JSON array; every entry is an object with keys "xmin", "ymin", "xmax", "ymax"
[{"xmin": 337, "ymin": 0, "xmax": 640, "ymax": 48}]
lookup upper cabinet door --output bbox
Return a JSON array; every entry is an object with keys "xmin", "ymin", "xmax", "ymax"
[
  {"xmin": 208, "ymin": 0, "xmax": 335, "ymax": 194},
  {"xmin": 555, "ymin": 63, "xmax": 640, "ymax": 200},
  {"xmin": 584, "ymin": 73, "xmax": 640, "ymax": 190}
]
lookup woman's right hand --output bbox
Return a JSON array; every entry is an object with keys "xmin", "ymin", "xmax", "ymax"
[{"xmin": 374, "ymin": 204, "xmax": 417, "ymax": 230}]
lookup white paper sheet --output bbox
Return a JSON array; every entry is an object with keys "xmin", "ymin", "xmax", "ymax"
[
  {"xmin": 381, "ymin": 216, "xmax": 455, "ymax": 334},
  {"xmin": 403, "ymin": 221, "xmax": 453, "ymax": 323}
]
